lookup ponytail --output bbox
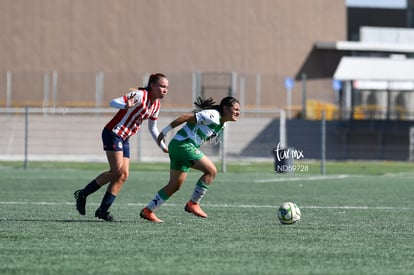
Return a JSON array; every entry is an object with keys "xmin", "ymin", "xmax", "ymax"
[
  {"xmin": 193, "ymin": 97, "xmax": 217, "ymax": 111},
  {"xmin": 139, "ymin": 73, "xmax": 167, "ymax": 91},
  {"xmin": 193, "ymin": 96, "xmax": 239, "ymax": 114}
]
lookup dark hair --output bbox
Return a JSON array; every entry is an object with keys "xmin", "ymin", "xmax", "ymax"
[
  {"xmin": 194, "ymin": 96, "xmax": 239, "ymax": 114},
  {"xmin": 139, "ymin": 73, "xmax": 167, "ymax": 91}
]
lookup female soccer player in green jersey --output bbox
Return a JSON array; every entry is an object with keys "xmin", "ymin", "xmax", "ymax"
[{"xmin": 140, "ymin": 96, "xmax": 240, "ymax": 222}]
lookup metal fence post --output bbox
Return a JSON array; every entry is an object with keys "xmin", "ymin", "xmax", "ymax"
[
  {"xmin": 321, "ymin": 110, "xmax": 326, "ymax": 174},
  {"xmin": 220, "ymin": 126, "xmax": 227, "ymax": 173},
  {"xmin": 301, "ymin": 73, "xmax": 307, "ymax": 119},
  {"xmin": 43, "ymin": 72, "xmax": 50, "ymax": 108},
  {"xmin": 52, "ymin": 71, "xmax": 58, "ymax": 107},
  {"xmin": 95, "ymin": 72, "xmax": 104, "ymax": 108},
  {"xmin": 24, "ymin": 106, "xmax": 29, "ymax": 170},
  {"xmin": 256, "ymin": 73, "xmax": 261, "ymax": 112},
  {"xmin": 6, "ymin": 71, "xmax": 12, "ymax": 110}
]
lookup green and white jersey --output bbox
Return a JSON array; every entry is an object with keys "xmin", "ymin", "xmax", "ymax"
[{"xmin": 173, "ymin": 109, "xmax": 225, "ymax": 148}]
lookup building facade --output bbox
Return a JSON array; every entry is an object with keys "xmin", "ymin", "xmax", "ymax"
[{"xmin": 0, "ymin": 0, "xmax": 346, "ymax": 111}]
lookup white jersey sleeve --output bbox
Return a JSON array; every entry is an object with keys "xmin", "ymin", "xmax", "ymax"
[
  {"xmin": 195, "ymin": 109, "xmax": 220, "ymax": 125},
  {"xmin": 148, "ymin": 119, "xmax": 167, "ymax": 150}
]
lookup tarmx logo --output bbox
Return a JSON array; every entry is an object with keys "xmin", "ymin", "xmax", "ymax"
[{"xmin": 274, "ymin": 142, "xmax": 304, "ymax": 162}]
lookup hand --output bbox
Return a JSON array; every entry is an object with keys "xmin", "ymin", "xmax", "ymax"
[
  {"xmin": 157, "ymin": 133, "xmax": 165, "ymax": 146},
  {"xmin": 126, "ymin": 93, "xmax": 137, "ymax": 108},
  {"xmin": 158, "ymin": 134, "xmax": 168, "ymax": 153}
]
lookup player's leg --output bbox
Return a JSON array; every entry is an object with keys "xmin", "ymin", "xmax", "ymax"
[
  {"xmin": 184, "ymin": 155, "xmax": 217, "ymax": 218},
  {"xmin": 74, "ymin": 128, "xmax": 121, "ymax": 215},
  {"xmin": 95, "ymin": 146, "xmax": 130, "ymax": 221},
  {"xmin": 163, "ymin": 169, "xmax": 189, "ymax": 196},
  {"xmin": 140, "ymin": 139, "xmax": 193, "ymax": 222},
  {"xmin": 140, "ymin": 170, "xmax": 188, "ymax": 223},
  {"xmin": 105, "ymin": 154, "xmax": 130, "ymax": 195},
  {"xmin": 191, "ymin": 155, "xmax": 217, "ymax": 185},
  {"xmin": 73, "ymin": 152, "xmax": 122, "ymax": 216}
]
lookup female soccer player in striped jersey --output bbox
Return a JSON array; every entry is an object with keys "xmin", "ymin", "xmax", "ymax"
[
  {"xmin": 74, "ymin": 73, "xmax": 169, "ymax": 221},
  {"xmin": 140, "ymin": 96, "xmax": 240, "ymax": 222}
]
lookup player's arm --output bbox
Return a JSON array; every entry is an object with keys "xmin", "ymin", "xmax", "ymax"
[
  {"xmin": 109, "ymin": 90, "xmax": 143, "ymax": 109},
  {"xmin": 148, "ymin": 119, "xmax": 168, "ymax": 153},
  {"xmin": 157, "ymin": 113, "xmax": 195, "ymax": 146}
]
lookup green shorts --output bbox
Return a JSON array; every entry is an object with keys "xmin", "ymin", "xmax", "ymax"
[{"xmin": 168, "ymin": 139, "xmax": 204, "ymax": 172}]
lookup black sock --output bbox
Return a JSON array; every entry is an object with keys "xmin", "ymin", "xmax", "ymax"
[
  {"xmin": 81, "ymin": 179, "xmax": 100, "ymax": 197},
  {"xmin": 98, "ymin": 192, "xmax": 116, "ymax": 212}
]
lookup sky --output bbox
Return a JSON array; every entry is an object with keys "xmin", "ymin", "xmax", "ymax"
[{"xmin": 346, "ymin": 0, "xmax": 407, "ymax": 9}]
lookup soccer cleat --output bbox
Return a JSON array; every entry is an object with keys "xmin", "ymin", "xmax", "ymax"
[
  {"xmin": 95, "ymin": 208, "xmax": 115, "ymax": 222},
  {"xmin": 139, "ymin": 207, "xmax": 164, "ymax": 223},
  {"xmin": 184, "ymin": 201, "xmax": 208, "ymax": 218},
  {"xmin": 73, "ymin": 189, "xmax": 86, "ymax": 215}
]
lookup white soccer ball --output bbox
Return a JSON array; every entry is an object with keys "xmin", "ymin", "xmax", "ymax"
[{"xmin": 277, "ymin": 202, "xmax": 301, "ymax": 224}]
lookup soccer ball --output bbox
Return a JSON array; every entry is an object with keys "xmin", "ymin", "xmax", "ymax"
[{"xmin": 277, "ymin": 202, "xmax": 301, "ymax": 224}]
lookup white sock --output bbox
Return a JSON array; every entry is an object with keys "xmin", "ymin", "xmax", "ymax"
[
  {"xmin": 146, "ymin": 192, "xmax": 166, "ymax": 211},
  {"xmin": 190, "ymin": 181, "xmax": 209, "ymax": 203}
]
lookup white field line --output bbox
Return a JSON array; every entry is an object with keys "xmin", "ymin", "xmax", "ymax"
[{"xmin": 0, "ymin": 201, "xmax": 411, "ymax": 210}]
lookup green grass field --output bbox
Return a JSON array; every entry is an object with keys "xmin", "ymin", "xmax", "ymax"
[{"xmin": 1, "ymin": 160, "xmax": 413, "ymax": 274}]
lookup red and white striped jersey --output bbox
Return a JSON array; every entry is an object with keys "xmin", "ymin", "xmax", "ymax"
[{"xmin": 105, "ymin": 89, "xmax": 161, "ymax": 140}]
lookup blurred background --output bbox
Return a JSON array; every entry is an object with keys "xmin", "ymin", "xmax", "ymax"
[{"xmin": 1, "ymin": 0, "xmax": 414, "ymax": 164}]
